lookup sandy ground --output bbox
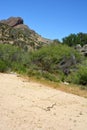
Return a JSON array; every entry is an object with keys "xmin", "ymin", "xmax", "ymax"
[{"xmin": 0, "ymin": 73, "xmax": 87, "ymax": 130}]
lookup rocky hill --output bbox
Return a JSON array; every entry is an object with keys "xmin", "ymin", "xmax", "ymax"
[{"xmin": 0, "ymin": 17, "xmax": 52, "ymax": 50}]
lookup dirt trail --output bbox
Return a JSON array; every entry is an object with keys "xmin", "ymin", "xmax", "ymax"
[{"xmin": 0, "ymin": 73, "xmax": 87, "ymax": 130}]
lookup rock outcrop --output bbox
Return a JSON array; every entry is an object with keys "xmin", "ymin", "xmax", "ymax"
[
  {"xmin": 76, "ymin": 44, "xmax": 87, "ymax": 56},
  {"xmin": 0, "ymin": 17, "xmax": 23, "ymax": 27}
]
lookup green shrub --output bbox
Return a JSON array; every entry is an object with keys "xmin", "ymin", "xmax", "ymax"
[
  {"xmin": 0, "ymin": 60, "xmax": 7, "ymax": 72},
  {"xmin": 41, "ymin": 71, "xmax": 59, "ymax": 82},
  {"xmin": 66, "ymin": 72, "xmax": 79, "ymax": 84},
  {"xmin": 0, "ymin": 44, "xmax": 30, "ymax": 73},
  {"xmin": 77, "ymin": 66, "xmax": 87, "ymax": 85},
  {"xmin": 31, "ymin": 44, "xmax": 82, "ymax": 72},
  {"xmin": 67, "ymin": 64, "xmax": 87, "ymax": 88}
]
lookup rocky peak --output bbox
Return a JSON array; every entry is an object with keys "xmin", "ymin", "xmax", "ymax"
[{"xmin": 0, "ymin": 17, "xmax": 23, "ymax": 27}]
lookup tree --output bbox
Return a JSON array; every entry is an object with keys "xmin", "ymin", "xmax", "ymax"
[
  {"xmin": 77, "ymin": 32, "xmax": 87, "ymax": 46},
  {"xmin": 62, "ymin": 32, "xmax": 87, "ymax": 46}
]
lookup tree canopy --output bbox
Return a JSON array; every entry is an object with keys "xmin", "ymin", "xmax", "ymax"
[{"xmin": 62, "ymin": 32, "xmax": 87, "ymax": 46}]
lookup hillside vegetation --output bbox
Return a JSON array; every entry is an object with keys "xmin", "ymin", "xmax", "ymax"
[{"xmin": 0, "ymin": 17, "xmax": 52, "ymax": 51}]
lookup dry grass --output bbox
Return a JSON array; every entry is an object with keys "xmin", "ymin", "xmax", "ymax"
[{"xmin": 20, "ymin": 74, "xmax": 87, "ymax": 98}]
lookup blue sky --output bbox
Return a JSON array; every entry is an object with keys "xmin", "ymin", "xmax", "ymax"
[{"xmin": 0, "ymin": 0, "xmax": 87, "ymax": 40}]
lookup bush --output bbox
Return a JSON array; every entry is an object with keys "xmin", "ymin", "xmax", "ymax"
[
  {"xmin": 42, "ymin": 71, "xmax": 60, "ymax": 82},
  {"xmin": 31, "ymin": 44, "xmax": 82, "ymax": 72},
  {"xmin": 28, "ymin": 44, "xmax": 83, "ymax": 82},
  {"xmin": 67, "ymin": 64, "xmax": 87, "ymax": 88},
  {"xmin": 77, "ymin": 66, "xmax": 87, "ymax": 85},
  {"xmin": 0, "ymin": 44, "xmax": 30, "ymax": 73},
  {"xmin": 0, "ymin": 60, "xmax": 7, "ymax": 72}
]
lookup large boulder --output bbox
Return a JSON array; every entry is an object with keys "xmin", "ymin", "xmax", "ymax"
[{"xmin": 0, "ymin": 17, "xmax": 23, "ymax": 27}]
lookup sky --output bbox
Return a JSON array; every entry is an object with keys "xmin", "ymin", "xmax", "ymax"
[{"xmin": 0, "ymin": 0, "xmax": 87, "ymax": 40}]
